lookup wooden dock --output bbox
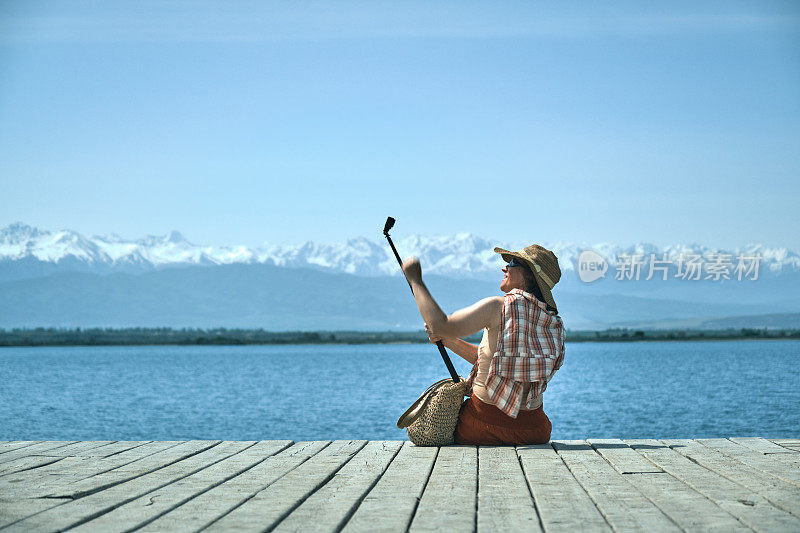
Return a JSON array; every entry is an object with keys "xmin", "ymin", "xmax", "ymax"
[{"xmin": 1, "ymin": 438, "xmax": 799, "ymax": 532}]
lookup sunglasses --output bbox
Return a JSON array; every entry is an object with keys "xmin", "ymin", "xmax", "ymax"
[{"xmin": 506, "ymin": 258, "xmax": 526, "ymax": 269}]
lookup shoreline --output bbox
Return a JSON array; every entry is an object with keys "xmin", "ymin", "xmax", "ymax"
[{"xmin": 0, "ymin": 328, "xmax": 800, "ymax": 349}]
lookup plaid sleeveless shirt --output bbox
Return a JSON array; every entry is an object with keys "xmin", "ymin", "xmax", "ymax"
[{"xmin": 466, "ymin": 289, "xmax": 566, "ymax": 418}]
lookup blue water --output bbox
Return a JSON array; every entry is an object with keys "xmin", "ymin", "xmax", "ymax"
[{"xmin": 1, "ymin": 340, "xmax": 798, "ymax": 441}]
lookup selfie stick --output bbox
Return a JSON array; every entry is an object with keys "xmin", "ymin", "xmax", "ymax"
[{"xmin": 383, "ymin": 217, "xmax": 460, "ymax": 383}]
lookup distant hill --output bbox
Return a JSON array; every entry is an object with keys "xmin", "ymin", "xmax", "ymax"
[
  {"xmin": 692, "ymin": 312, "xmax": 800, "ymax": 330},
  {"xmin": 1, "ymin": 263, "xmax": 798, "ymax": 331}
]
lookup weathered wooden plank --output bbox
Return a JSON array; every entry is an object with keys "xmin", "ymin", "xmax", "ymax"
[
  {"xmin": 41, "ymin": 441, "xmax": 117, "ymax": 457},
  {"xmin": 0, "ymin": 497, "xmax": 73, "ymax": 530},
  {"xmin": 586, "ymin": 438, "xmax": 662, "ymax": 474},
  {"xmin": 61, "ymin": 441, "xmax": 150, "ymax": 459},
  {"xmin": 770, "ymin": 439, "xmax": 800, "ymax": 452},
  {"xmin": 705, "ymin": 440, "xmax": 800, "ymax": 470},
  {"xmin": 0, "ymin": 441, "xmax": 40, "ymax": 454},
  {"xmin": 409, "ymin": 445, "xmax": 477, "ymax": 533},
  {"xmin": 138, "ymin": 441, "xmax": 329, "ymax": 532},
  {"xmin": 597, "ymin": 441, "xmax": 750, "ymax": 531},
  {"xmin": 770, "ymin": 439, "xmax": 800, "ymax": 450},
  {"xmin": 477, "ymin": 446, "xmax": 541, "ymax": 533},
  {"xmin": 0, "ymin": 441, "xmax": 78, "ymax": 464},
  {"xmin": 0, "ymin": 441, "xmax": 218, "ymax": 527},
  {"xmin": 273, "ymin": 441, "xmax": 403, "ymax": 533},
  {"xmin": 69, "ymin": 441, "xmax": 292, "ymax": 532},
  {"xmin": 204, "ymin": 440, "xmax": 367, "ymax": 532},
  {"xmin": 732, "ymin": 437, "xmax": 798, "ymax": 454},
  {"xmin": 771, "ymin": 439, "xmax": 800, "ymax": 445},
  {"xmin": 0, "ymin": 441, "xmax": 122, "ymax": 477},
  {"xmin": 0, "ymin": 454, "xmax": 65, "ymax": 476},
  {"xmin": 552, "ymin": 440, "xmax": 679, "ymax": 531},
  {"xmin": 517, "ymin": 443, "xmax": 610, "ymax": 532},
  {"xmin": 663, "ymin": 439, "xmax": 800, "ymax": 519},
  {"xmin": 0, "ymin": 442, "xmax": 118, "ymax": 476},
  {"xmin": 0, "ymin": 442, "xmax": 115, "ymax": 479},
  {"xmin": 341, "ymin": 443, "xmax": 437, "ymax": 533},
  {"xmin": 699, "ymin": 438, "xmax": 800, "ymax": 486},
  {"xmin": 627, "ymin": 438, "xmax": 800, "ymax": 532},
  {"xmin": 764, "ymin": 453, "xmax": 800, "ymax": 468},
  {"xmin": 44, "ymin": 441, "xmax": 208, "ymax": 499},
  {"xmin": 0, "ymin": 441, "xmax": 183, "ymax": 500},
  {"xmin": 0, "ymin": 441, "xmax": 188, "ymax": 529},
  {"xmin": 59, "ymin": 441, "xmax": 175, "ymax": 473},
  {"xmin": 1, "ymin": 440, "xmax": 228, "ymax": 532}
]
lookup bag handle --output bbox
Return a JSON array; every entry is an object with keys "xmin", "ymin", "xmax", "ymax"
[{"xmin": 396, "ymin": 378, "xmax": 453, "ymax": 428}]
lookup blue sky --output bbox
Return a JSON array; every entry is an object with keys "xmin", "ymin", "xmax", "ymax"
[{"xmin": 1, "ymin": 1, "xmax": 798, "ymax": 249}]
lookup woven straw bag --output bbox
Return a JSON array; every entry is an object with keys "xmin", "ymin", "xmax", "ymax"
[{"xmin": 397, "ymin": 377, "xmax": 469, "ymax": 446}]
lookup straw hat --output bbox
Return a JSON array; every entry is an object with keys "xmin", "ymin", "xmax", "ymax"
[{"xmin": 494, "ymin": 244, "xmax": 561, "ymax": 312}]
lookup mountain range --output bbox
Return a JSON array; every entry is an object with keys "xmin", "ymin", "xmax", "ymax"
[{"xmin": 2, "ymin": 221, "xmax": 799, "ymax": 331}]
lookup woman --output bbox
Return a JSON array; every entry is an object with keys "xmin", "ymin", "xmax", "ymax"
[{"xmin": 401, "ymin": 244, "xmax": 566, "ymax": 445}]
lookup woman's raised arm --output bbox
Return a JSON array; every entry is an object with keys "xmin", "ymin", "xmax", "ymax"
[{"xmin": 402, "ymin": 256, "xmax": 503, "ymax": 339}]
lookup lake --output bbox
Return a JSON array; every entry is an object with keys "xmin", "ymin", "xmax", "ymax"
[{"xmin": 1, "ymin": 340, "xmax": 798, "ymax": 441}]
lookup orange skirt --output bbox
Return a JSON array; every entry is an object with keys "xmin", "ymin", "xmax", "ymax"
[{"xmin": 454, "ymin": 393, "xmax": 551, "ymax": 445}]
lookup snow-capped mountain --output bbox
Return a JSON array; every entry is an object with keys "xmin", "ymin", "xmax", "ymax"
[
  {"xmin": 2, "ymin": 221, "xmax": 799, "ymax": 284},
  {"xmin": 3, "ymin": 222, "xmax": 800, "ymax": 330}
]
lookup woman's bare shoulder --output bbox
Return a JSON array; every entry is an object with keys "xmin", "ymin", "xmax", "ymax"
[
  {"xmin": 473, "ymin": 296, "xmax": 504, "ymax": 314},
  {"xmin": 461, "ymin": 296, "xmax": 503, "ymax": 318},
  {"xmin": 439, "ymin": 296, "xmax": 504, "ymax": 338},
  {"xmin": 476, "ymin": 296, "xmax": 503, "ymax": 329},
  {"xmin": 479, "ymin": 295, "xmax": 504, "ymax": 306}
]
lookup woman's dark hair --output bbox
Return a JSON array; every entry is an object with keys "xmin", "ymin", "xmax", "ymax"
[{"xmin": 521, "ymin": 266, "xmax": 558, "ymax": 314}]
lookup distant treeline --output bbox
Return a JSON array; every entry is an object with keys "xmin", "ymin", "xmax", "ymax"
[
  {"xmin": 568, "ymin": 327, "xmax": 800, "ymax": 342},
  {"xmin": 0, "ymin": 328, "xmax": 442, "ymax": 346},
  {"xmin": 0, "ymin": 326, "xmax": 798, "ymax": 346}
]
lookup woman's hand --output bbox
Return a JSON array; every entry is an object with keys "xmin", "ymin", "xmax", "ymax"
[
  {"xmin": 401, "ymin": 256, "xmax": 422, "ymax": 284},
  {"xmin": 426, "ymin": 323, "xmax": 479, "ymax": 365},
  {"xmin": 425, "ymin": 323, "xmax": 443, "ymax": 344}
]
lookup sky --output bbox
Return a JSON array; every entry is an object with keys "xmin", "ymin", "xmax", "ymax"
[{"xmin": 1, "ymin": 1, "xmax": 798, "ymax": 249}]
